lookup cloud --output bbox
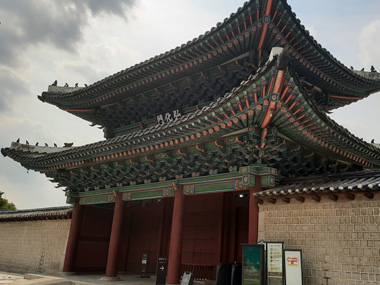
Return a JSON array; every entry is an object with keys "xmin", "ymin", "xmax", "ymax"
[
  {"xmin": 0, "ymin": 0, "xmax": 137, "ymax": 115},
  {"xmin": 0, "ymin": 67, "xmax": 30, "ymax": 112},
  {"xmin": 60, "ymin": 62, "xmax": 105, "ymax": 87},
  {"xmin": 330, "ymin": 18, "xmax": 380, "ymax": 143},
  {"xmin": 0, "ymin": 161, "xmax": 66, "ymax": 210},
  {"xmin": 81, "ymin": 0, "xmax": 134, "ymax": 17},
  {"xmin": 359, "ymin": 19, "xmax": 380, "ymax": 68},
  {"xmin": 305, "ymin": 26, "xmax": 317, "ymax": 39},
  {"xmin": 0, "ymin": 0, "xmax": 137, "ymax": 67}
]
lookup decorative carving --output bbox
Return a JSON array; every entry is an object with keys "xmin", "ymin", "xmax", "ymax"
[
  {"xmin": 183, "ymin": 185, "xmax": 194, "ymax": 195},
  {"xmin": 122, "ymin": 192, "xmax": 132, "ymax": 201},
  {"xmin": 108, "ymin": 194, "xmax": 116, "ymax": 202},
  {"xmin": 163, "ymin": 187, "xmax": 174, "ymax": 197}
]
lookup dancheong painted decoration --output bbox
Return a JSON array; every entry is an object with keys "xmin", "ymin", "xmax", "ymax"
[{"xmin": 2, "ymin": 0, "xmax": 380, "ymax": 281}]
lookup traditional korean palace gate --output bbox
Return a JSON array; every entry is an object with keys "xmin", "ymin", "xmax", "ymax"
[
  {"xmin": 2, "ymin": 0, "xmax": 380, "ymax": 283},
  {"xmin": 63, "ymin": 166, "xmax": 276, "ymax": 282}
]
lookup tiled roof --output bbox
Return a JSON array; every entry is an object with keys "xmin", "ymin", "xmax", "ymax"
[
  {"xmin": 38, "ymin": 0, "xmax": 380, "ymax": 118},
  {"xmin": 3, "ymin": 58, "xmax": 380, "ymax": 173},
  {"xmin": 0, "ymin": 206, "xmax": 72, "ymax": 222},
  {"xmin": 255, "ymin": 170, "xmax": 380, "ymax": 198},
  {"xmin": 2, "ymin": 61, "xmax": 277, "ymax": 169}
]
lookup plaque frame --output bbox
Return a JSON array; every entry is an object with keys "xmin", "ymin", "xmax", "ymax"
[
  {"xmin": 266, "ymin": 242, "xmax": 284, "ymax": 285},
  {"xmin": 242, "ymin": 244, "xmax": 264, "ymax": 285},
  {"xmin": 284, "ymin": 249, "xmax": 303, "ymax": 285}
]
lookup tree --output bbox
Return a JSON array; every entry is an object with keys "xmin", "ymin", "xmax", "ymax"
[{"xmin": 0, "ymin": 191, "xmax": 16, "ymax": 210}]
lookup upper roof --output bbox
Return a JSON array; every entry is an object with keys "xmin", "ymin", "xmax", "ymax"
[{"xmin": 38, "ymin": 0, "xmax": 380, "ymax": 133}]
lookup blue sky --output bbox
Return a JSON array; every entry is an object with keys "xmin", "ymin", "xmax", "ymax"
[{"xmin": 1, "ymin": 0, "xmax": 379, "ymax": 209}]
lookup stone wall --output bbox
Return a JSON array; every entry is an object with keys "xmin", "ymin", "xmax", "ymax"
[
  {"xmin": 258, "ymin": 195, "xmax": 380, "ymax": 285},
  {"xmin": 0, "ymin": 219, "xmax": 70, "ymax": 274}
]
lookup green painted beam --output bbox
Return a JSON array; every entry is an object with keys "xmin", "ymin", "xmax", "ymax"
[{"xmin": 67, "ymin": 164, "xmax": 276, "ymax": 205}]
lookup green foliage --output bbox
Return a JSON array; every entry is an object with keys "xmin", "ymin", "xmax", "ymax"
[{"xmin": 0, "ymin": 191, "xmax": 16, "ymax": 210}]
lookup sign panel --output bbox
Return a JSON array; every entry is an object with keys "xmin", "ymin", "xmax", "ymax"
[
  {"xmin": 181, "ymin": 271, "xmax": 194, "ymax": 285},
  {"xmin": 285, "ymin": 250, "xmax": 303, "ymax": 285},
  {"xmin": 242, "ymin": 244, "xmax": 264, "ymax": 285},
  {"xmin": 266, "ymin": 242, "xmax": 284, "ymax": 285},
  {"xmin": 156, "ymin": 257, "xmax": 168, "ymax": 285},
  {"xmin": 140, "ymin": 253, "xmax": 150, "ymax": 278}
]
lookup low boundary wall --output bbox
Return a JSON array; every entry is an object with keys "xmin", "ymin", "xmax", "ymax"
[
  {"xmin": 258, "ymin": 195, "xmax": 380, "ymax": 285},
  {"xmin": 0, "ymin": 207, "xmax": 72, "ymax": 274}
]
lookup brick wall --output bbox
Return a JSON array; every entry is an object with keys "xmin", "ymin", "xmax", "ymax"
[
  {"xmin": 258, "ymin": 195, "xmax": 380, "ymax": 285},
  {"xmin": 0, "ymin": 219, "xmax": 70, "ymax": 274}
]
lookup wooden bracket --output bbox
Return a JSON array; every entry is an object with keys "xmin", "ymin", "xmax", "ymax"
[
  {"xmin": 364, "ymin": 192, "xmax": 374, "ymax": 199},
  {"xmin": 281, "ymin": 197, "xmax": 290, "ymax": 203},
  {"xmin": 328, "ymin": 193, "xmax": 338, "ymax": 201},
  {"xmin": 268, "ymin": 198, "xmax": 277, "ymax": 204},
  {"xmin": 345, "ymin": 193, "xmax": 355, "ymax": 200},
  {"xmin": 295, "ymin": 196, "xmax": 305, "ymax": 203},
  {"xmin": 311, "ymin": 195, "xmax": 321, "ymax": 202},
  {"xmin": 255, "ymin": 198, "xmax": 264, "ymax": 205}
]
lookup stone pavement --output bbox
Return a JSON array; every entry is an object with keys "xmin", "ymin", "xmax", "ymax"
[
  {"xmin": 0, "ymin": 272, "xmax": 159, "ymax": 285},
  {"xmin": 0, "ymin": 272, "xmax": 23, "ymax": 284},
  {"xmin": 0, "ymin": 272, "xmax": 215, "ymax": 285},
  {"xmin": 0, "ymin": 271, "xmax": 213, "ymax": 285},
  {"xmin": 63, "ymin": 274, "xmax": 157, "ymax": 285}
]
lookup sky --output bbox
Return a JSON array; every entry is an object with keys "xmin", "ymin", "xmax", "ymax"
[{"xmin": 0, "ymin": 0, "xmax": 379, "ymax": 210}]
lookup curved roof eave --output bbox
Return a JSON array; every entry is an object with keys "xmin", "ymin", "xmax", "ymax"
[
  {"xmin": 38, "ymin": 0, "xmax": 380, "ymax": 112},
  {"xmin": 4, "ymin": 58, "xmax": 380, "ymax": 173}
]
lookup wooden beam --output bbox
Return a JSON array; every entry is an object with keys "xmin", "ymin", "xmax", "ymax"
[
  {"xmin": 345, "ymin": 193, "xmax": 355, "ymax": 200},
  {"xmin": 281, "ymin": 197, "xmax": 290, "ymax": 204},
  {"xmin": 295, "ymin": 196, "xmax": 305, "ymax": 203},
  {"xmin": 364, "ymin": 192, "xmax": 374, "ymax": 199},
  {"xmin": 311, "ymin": 195, "xmax": 321, "ymax": 202},
  {"xmin": 328, "ymin": 193, "xmax": 338, "ymax": 201}
]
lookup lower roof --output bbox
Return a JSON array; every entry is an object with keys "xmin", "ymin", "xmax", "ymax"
[{"xmin": 3, "ymin": 53, "xmax": 380, "ymax": 196}]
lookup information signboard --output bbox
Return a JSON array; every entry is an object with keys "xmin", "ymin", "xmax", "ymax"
[
  {"xmin": 266, "ymin": 242, "xmax": 284, "ymax": 285},
  {"xmin": 242, "ymin": 244, "xmax": 264, "ymax": 285},
  {"xmin": 284, "ymin": 250, "xmax": 303, "ymax": 285},
  {"xmin": 156, "ymin": 257, "xmax": 168, "ymax": 285}
]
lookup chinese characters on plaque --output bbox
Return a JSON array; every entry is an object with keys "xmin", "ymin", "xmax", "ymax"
[{"xmin": 156, "ymin": 109, "xmax": 182, "ymax": 125}]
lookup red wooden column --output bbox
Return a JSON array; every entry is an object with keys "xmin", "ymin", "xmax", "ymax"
[
  {"xmin": 117, "ymin": 206, "xmax": 131, "ymax": 273},
  {"xmin": 63, "ymin": 202, "xmax": 84, "ymax": 273},
  {"xmin": 220, "ymin": 192, "xmax": 232, "ymax": 263},
  {"xmin": 248, "ymin": 177, "xmax": 262, "ymax": 244},
  {"xmin": 104, "ymin": 193, "xmax": 125, "ymax": 279},
  {"xmin": 167, "ymin": 185, "xmax": 185, "ymax": 285}
]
